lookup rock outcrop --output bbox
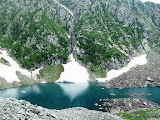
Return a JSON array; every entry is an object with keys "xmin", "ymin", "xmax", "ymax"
[{"xmin": 96, "ymin": 98, "xmax": 160, "ymax": 113}]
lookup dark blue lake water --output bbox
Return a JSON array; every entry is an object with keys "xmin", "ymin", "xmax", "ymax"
[{"xmin": 0, "ymin": 83, "xmax": 159, "ymax": 110}]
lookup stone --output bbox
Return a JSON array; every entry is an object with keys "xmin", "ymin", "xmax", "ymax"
[
  {"xmin": 145, "ymin": 81, "xmax": 150, "ymax": 86},
  {"xmin": 94, "ymin": 103, "xmax": 98, "ymax": 106},
  {"xmin": 147, "ymin": 76, "xmax": 154, "ymax": 82},
  {"xmin": 143, "ymin": 102, "xmax": 147, "ymax": 106},
  {"xmin": 0, "ymin": 98, "xmax": 122, "ymax": 120},
  {"xmin": 99, "ymin": 98, "xmax": 160, "ymax": 113}
]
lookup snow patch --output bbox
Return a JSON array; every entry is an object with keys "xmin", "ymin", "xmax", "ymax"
[
  {"xmin": 97, "ymin": 54, "xmax": 147, "ymax": 82},
  {"xmin": 53, "ymin": 0, "xmax": 74, "ymax": 17},
  {"xmin": 0, "ymin": 50, "xmax": 42, "ymax": 83},
  {"xmin": 0, "ymin": 49, "xmax": 148, "ymax": 84},
  {"xmin": 56, "ymin": 54, "xmax": 89, "ymax": 83}
]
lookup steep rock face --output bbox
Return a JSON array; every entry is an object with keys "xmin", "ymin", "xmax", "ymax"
[{"xmin": 0, "ymin": 0, "xmax": 160, "ymax": 79}]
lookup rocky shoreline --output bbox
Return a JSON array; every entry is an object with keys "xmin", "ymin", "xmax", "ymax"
[
  {"xmin": 100, "ymin": 51, "xmax": 160, "ymax": 88},
  {"xmin": 1, "ymin": 97, "xmax": 159, "ymax": 120},
  {"xmin": 95, "ymin": 98, "xmax": 160, "ymax": 113},
  {"xmin": 0, "ymin": 98, "xmax": 122, "ymax": 120}
]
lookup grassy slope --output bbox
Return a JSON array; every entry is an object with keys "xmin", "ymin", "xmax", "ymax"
[
  {"xmin": 117, "ymin": 108, "xmax": 160, "ymax": 120},
  {"xmin": 39, "ymin": 64, "xmax": 64, "ymax": 82}
]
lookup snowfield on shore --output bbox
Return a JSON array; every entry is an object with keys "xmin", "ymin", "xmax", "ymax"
[
  {"xmin": 0, "ymin": 49, "xmax": 148, "ymax": 84},
  {"xmin": 97, "ymin": 54, "xmax": 147, "ymax": 82},
  {"xmin": 56, "ymin": 54, "xmax": 90, "ymax": 83},
  {"xmin": 56, "ymin": 54, "xmax": 147, "ymax": 83},
  {"xmin": 0, "ymin": 50, "xmax": 41, "ymax": 83}
]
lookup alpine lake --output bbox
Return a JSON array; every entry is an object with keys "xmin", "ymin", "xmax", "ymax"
[{"xmin": 0, "ymin": 82, "xmax": 160, "ymax": 111}]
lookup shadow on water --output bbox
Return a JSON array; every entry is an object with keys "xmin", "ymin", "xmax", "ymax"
[{"xmin": 0, "ymin": 82, "xmax": 160, "ymax": 110}]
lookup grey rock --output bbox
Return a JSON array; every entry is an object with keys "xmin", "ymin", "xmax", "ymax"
[
  {"xmin": 147, "ymin": 76, "xmax": 154, "ymax": 82},
  {"xmin": 98, "ymin": 98, "xmax": 159, "ymax": 113},
  {"xmin": 0, "ymin": 98, "xmax": 122, "ymax": 120}
]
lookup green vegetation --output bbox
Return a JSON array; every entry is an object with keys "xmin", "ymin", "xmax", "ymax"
[
  {"xmin": 59, "ymin": 0, "xmax": 72, "ymax": 7},
  {"xmin": 0, "ymin": 0, "xmax": 72, "ymax": 70},
  {"xmin": 16, "ymin": 71, "xmax": 35, "ymax": 86},
  {"xmin": 0, "ymin": 77, "xmax": 8, "ymax": 89},
  {"xmin": 39, "ymin": 64, "xmax": 64, "ymax": 82},
  {"xmin": 117, "ymin": 108, "xmax": 160, "ymax": 120},
  {"xmin": 88, "ymin": 65, "xmax": 107, "ymax": 78},
  {"xmin": 0, "ymin": 0, "xmax": 159, "ymax": 75},
  {"xmin": 0, "ymin": 11, "xmax": 70, "ymax": 69},
  {"xmin": 75, "ymin": 2, "xmax": 144, "ymax": 70},
  {"xmin": 0, "ymin": 57, "xmax": 10, "ymax": 66}
]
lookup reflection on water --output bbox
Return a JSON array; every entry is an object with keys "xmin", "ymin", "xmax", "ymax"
[
  {"xmin": 0, "ymin": 85, "xmax": 42, "ymax": 99},
  {"xmin": 0, "ymin": 83, "xmax": 160, "ymax": 110},
  {"xmin": 0, "ymin": 88, "xmax": 20, "ymax": 98},
  {"xmin": 57, "ymin": 83, "xmax": 89, "ymax": 100}
]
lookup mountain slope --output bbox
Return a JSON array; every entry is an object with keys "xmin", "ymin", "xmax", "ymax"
[
  {"xmin": 0, "ymin": 0, "xmax": 160, "ymax": 81},
  {"xmin": 0, "ymin": 0, "xmax": 73, "ymax": 69},
  {"xmin": 72, "ymin": 0, "xmax": 160, "ymax": 74}
]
